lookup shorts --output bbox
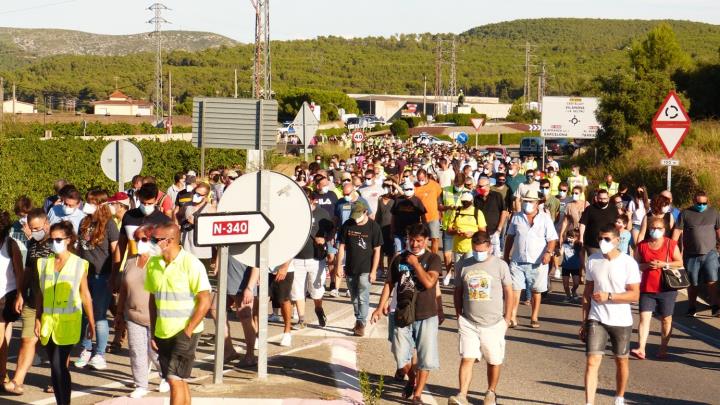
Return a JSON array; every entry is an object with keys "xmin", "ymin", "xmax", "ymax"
[
  {"xmin": 561, "ymin": 267, "xmax": 580, "ymax": 277},
  {"xmin": 326, "ymin": 239, "xmax": 338, "ymax": 255},
  {"xmin": 684, "ymin": 250, "xmax": 719, "ymax": 286},
  {"xmin": 21, "ymin": 306, "xmax": 37, "ymax": 338},
  {"xmin": 270, "ymin": 272, "xmax": 295, "ymax": 309},
  {"xmin": 586, "ymin": 320, "xmax": 631, "ymax": 357},
  {"xmin": 392, "ymin": 315, "xmax": 439, "ymax": 371},
  {"xmin": 427, "ymin": 220, "xmax": 441, "ymax": 239},
  {"xmin": 442, "ymin": 231, "xmax": 454, "ymax": 253},
  {"xmin": 156, "ymin": 331, "xmax": 201, "ymax": 380},
  {"xmin": 291, "ymin": 258, "xmax": 326, "ymax": 301},
  {"xmin": 0, "ymin": 290, "xmax": 20, "ymax": 323},
  {"xmin": 639, "ymin": 291, "xmax": 678, "ymax": 317},
  {"xmin": 458, "ymin": 316, "xmax": 507, "ymax": 365},
  {"xmin": 510, "ymin": 262, "xmax": 549, "ymax": 293}
]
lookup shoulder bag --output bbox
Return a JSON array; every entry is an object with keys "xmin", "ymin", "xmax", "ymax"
[{"xmin": 661, "ymin": 239, "xmax": 690, "ymax": 291}]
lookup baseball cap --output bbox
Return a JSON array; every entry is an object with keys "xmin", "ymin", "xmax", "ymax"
[
  {"xmin": 186, "ymin": 170, "xmax": 197, "ymax": 177},
  {"xmin": 350, "ymin": 200, "xmax": 368, "ymax": 220},
  {"xmin": 460, "ymin": 192, "xmax": 474, "ymax": 202},
  {"xmin": 107, "ymin": 192, "xmax": 130, "ymax": 207}
]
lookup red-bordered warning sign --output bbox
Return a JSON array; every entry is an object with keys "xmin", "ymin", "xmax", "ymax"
[
  {"xmin": 651, "ymin": 91, "xmax": 690, "ymax": 158},
  {"xmin": 351, "ymin": 129, "xmax": 366, "ymax": 144}
]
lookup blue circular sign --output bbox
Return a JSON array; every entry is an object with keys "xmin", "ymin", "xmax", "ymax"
[{"xmin": 456, "ymin": 132, "xmax": 468, "ymax": 145}]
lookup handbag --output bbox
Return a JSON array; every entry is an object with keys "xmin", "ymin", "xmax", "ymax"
[{"xmin": 661, "ymin": 240, "xmax": 690, "ymax": 291}]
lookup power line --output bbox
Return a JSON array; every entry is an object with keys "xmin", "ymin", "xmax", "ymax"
[{"xmin": 0, "ymin": 0, "xmax": 78, "ymax": 16}]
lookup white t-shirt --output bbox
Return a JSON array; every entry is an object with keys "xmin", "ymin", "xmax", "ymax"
[
  {"xmin": 437, "ymin": 169, "xmax": 456, "ymax": 188},
  {"xmin": 585, "ymin": 252, "xmax": 641, "ymax": 327},
  {"xmin": 628, "ymin": 200, "xmax": 646, "ymax": 226},
  {"xmin": 0, "ymin": 238, "xmax": 17, "ymax": 297}
]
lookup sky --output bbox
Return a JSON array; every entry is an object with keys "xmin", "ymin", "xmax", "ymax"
[{"xmin": 0, "ymin": 0, "xmax": 718, "ymax": 43}]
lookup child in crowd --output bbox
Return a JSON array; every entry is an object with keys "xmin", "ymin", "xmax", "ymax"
[
  {"xmin": 560, "ymin": 229, "xmax": 581, "ymax": 302},
  {"xmin": 616, "ymin": 215, "xmax": 632, "ymax": 255}
]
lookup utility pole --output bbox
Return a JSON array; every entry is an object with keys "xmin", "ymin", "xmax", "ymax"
[
  {"xmin": 234, "ymin": 68, "xmax": 238, "ymax": 98},
  {"xmin": 148, "ymin": 3, "xmax": 170, "ymax": 124},
  {"xmin": 12, "ymin": 83, "xmax": 16, "ymax": 115},
  {"xmin": 523, "ymin": 42, "xmax": 530, "ymax": 111},
  {"xmin": 0, "ymin": 77, "xmax": 4, "ymax": 133},
  {"xmin": 251, "ymin": 0, "xmax": 271, "ymax": 100},
  {"xmin": 433, "ymin": 38, "xmax": 442, "ymax": 115},
  {"xmin": 168, "ymin": 70, "xmax": 173, "ymax": 134},
  {"xmin": 537, "ymin": 62, "xmax": 546, "ymax": 111},
  {"xmin": 449, "ymin": 37, "xmax": 457, "ymax": 110},
  {"xmin": 423, "ymin": 74, "xmax": 427, "ymax": 116}
]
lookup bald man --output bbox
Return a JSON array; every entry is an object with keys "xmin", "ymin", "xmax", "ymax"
[{"xmin": 146, "ymin": 223, "xmax": 211, "ymax": 405}]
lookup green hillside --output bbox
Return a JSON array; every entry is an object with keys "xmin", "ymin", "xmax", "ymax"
[{"xmin": 1, "ymin": 18, "xmax": 719, "ymax": 115}]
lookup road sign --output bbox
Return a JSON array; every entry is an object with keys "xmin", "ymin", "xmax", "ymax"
[
  {"xmin": 541, "ymin": 96, "xmax": 601, "ymax": 138},
  {"xmin": 218, "ymin": 170, "xmax": 312, "ymax": 268},
  {"xmin": 661, "ymin": 159, "xmax": 680, "ymax": 166},
  {"xmin": 194, "ymin": 212, "xmax": 274, "ymax": 247},
  {"xmin": 352, "ymin": 129, "xmax": 366, "ymax": 143},
  {"xmin": 652, "ymin": 91, "xmax": 691, "ymax": 158},
  {"xmin": 527, "ymin": 124, "xmax": 541, "ymax": 131},
  {"xmin": 455, "ymin": 132, "xmax": 468, "ymax": 144},
  {"xmin": 100, "ymin": 140, "xmax": 143, "ymax": 192},
  {"xmin": 292, "ymin": 102, "xmax": 320, "ymax": 162},
  {"xmin": 192, "ymin": 98, "xmax": 278, "ymax": 150},
  {"xmin": 471, "ymin": 118, "xmax": 485, "ymax": 130}
]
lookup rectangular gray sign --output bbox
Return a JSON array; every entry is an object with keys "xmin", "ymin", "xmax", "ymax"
[{"xmin": 192, "ymin": 98, "xmax": 278, "ymax": 149}]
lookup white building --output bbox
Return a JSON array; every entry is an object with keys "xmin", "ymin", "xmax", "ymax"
[
  {"xmin": 1, "ymin": 99, "xmax": 37, "ymax": 114},
  {"xmin": 348, "ymin": 94, "xmax": 512, "ymax": 120},
  {"xmin": 91, "ymin": 90, "xmax": 153, "ymax": 116}
]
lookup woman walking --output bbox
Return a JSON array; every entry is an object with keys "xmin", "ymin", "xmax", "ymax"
[
  {"xmin": 35, "ymin": 221, "xmax": 95, "ymax": 405},
  {"xmin": 0, "ymin": 211, "xmax": 24, "ymax": 386},
  {"xmin": 116, "ymin": 225, "xmax": 169, "ymax": 398},
  {"xmin": 631, "ymin": 217, "xmax": 683, "ymax": 360}
]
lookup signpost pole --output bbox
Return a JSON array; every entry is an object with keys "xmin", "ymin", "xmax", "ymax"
[
  {"xmin": 667, "ymin": 165, "xmax": 672, "ymax": 191},
  {"xmin": 302, "ymin": 104, "xmax": 308, "ymax": 163},
  {"xmin": 212, "ymin": 245, "xmax": 229, "ymax": 384},
  {"xmin": 257, "ymin": 100, "xmax": 270, "ymax": 382},
  {"xmin": 200, "ymin": 101, "xmax": 206, "ymax": 178},
  {"xmin": 541, "ymin": 138, "xmax": 546, "ymax": 171},
  {"xmin": 117, "ymin": 141, "xmax": 124, "ymax": 192}
]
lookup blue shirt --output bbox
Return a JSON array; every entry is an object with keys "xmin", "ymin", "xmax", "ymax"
[
  {"xmin": 618, "ymin": 230, "xmax": 632, "ymax": 254},
  {"xmin": 48, "ymin": 205, "xmax": 87, "ymax": 233},
  {"xmin": 334, "ymin": 196, "xmax": 372, "ymax": 227}
]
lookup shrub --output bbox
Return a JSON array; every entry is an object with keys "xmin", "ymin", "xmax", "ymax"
[
  {"xmin": 434, "ymin": 113, "xmax": 487, "ymax": 127},
  {"xmin": 390, "ymin": 120, "xmax": 409, "ymax": 136}
]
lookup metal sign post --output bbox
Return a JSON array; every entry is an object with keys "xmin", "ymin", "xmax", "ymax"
[
  {"xmin": 212, "ymin": 245, "xmax": 229, "ymax": 385},
  {"xmin": 652, "ymin": 91, "xmax": 691, "ymax": 193},
  {"xmin": 101, "ymin": 140, "xmax": 143, "ymax": 193},
  {"xmin": 116, "ymin": 141, "xmax": 124, "ymax": 192}
]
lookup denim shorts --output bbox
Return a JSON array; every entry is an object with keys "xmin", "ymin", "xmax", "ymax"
[
  {"xmin": 510, "ymin": 262, "xmax": 549, "ymax": 293},
  {"xmin": 639, "ymin": 291, "xmax": 678, "ymax": 317},
  {"xmin": 684, "ymin": 250, "xmax": 719, "ymax": 286},
  {"xmin": 392, "ymin": 315, "xmax": 440, "ymax": 371},
  {"xmin": 442, "ymin": 231, "xmax": 454, "ymax": 253},
  {"xmin": 427, "ymin": 220, "xmax": 441, "ymax": 239},
  {"xmin": 586, "ymin": 320, "xmax": 631, "ymax": 358}
]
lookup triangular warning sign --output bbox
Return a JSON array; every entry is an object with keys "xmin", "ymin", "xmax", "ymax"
[
  {"xmin": 653, "ymin": 91, "xmax": 690, "ymax": 124},
  {"xmin": 653, "ymin": 126, "xmax": 689, "ymax": 158},
  {"xmin": 471, "ymin": 118, "xmax": 484, "ymax": 130}
]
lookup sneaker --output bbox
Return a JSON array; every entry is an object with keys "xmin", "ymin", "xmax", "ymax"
[
  {"xmin": 280, "ymin": 333, "xmax": 292, "ymax": 347},
  {"xmin": 442, "ymin": 272, "xmax": 452, "ymax": 286},
  {"xmin": 344, "ymin": 289, "xmax": 351, "ymax": 297},
  {"xmin": 158, "ymin": 379, "xmax": 170, "ymax": 393},
  {"xmin": 448, "ymin": 395, "xmax": 470, "ymax": 405},
  {"xmin": 614, "ymin": 397, "xmax": 625, "ymax": 405},
  {"xmin": 315, "ymin": 308, "xmax": 327, "ymax": 327},
  {"xmin": 89, "ymin": 355, "xmax": 107, "ymax": 370},
  {"xmin": 74, "ymin": 350, "xmax": 92, "ymax": 368},
  {"xmin": 686, "ymin": 306, "xmax": 697, "ymax": 318},
  {"xmin": 268, "ymin": 314, "xmax": 281, "ymax": 323},
  {"xmin": 254, "ymin": 336, "xmax": 258, "ymax": 350},
  {"xmin": 130, "ymin": 387, "xmax": 149, "ymax": 398},
  {"xmin": 483, "ymin": 389, "xmax": 497, "ymax": 405},
  {"xmin": 292, "ymin": 321, "xmax": 306, "ymax": 330},
  {"xmin": 329, "ymin": 289, "xmax": 340, "ymax": 298},
  {"xmin": 711, "ymin": 305, "xmax": 720, "ymax": 317}
]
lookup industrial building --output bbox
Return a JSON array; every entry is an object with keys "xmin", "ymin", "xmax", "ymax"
[
  {"xmin": 348, "ymin": 94, "xmax": 512, "ymax": 121},
  {"xmin": 1, "ymin": 99, "xmax": 37, "ymax": 114}
]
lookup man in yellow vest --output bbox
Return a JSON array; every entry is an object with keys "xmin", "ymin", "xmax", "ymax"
[
  {"xmin": 567, "ymin": 165, "xmax": 588, "ymax": 201},
  {"xmin": 438, "ymin": 174, "xmax": 466, "ymax": 285},
  {"xmin": 598, "ymin": 174, "xmax": 620, "ymax": 196},
  {"xmin": 146, "ymin": 223, "xmax": 211, "ymax": 405},
  {"xmin": 449, "ymin": 192, "xmax": 487, "ymax": 263}
]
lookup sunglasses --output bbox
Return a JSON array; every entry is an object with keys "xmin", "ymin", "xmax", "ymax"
[
  {"xmin": 150, "ymin": 237, "xmax": 169, "ymax": 244},
  {"xmin": 50, "ymin": 237, "xmax": 68, "ymax": 243},
  {"xmin": 598, "ymin": 237, "xmax": 614, "ymax": 242},
  {"xmin": 559, "ymin": 189, "xmax": 568, "ymax": 192},
  {"xmin": 650, "ymin": 227, "xmax": 664, "ymax": 231},
  {"xmin": 138, "ymin": 237, "xmax": 150, "ymax": 243},
  {"xmin": 342, "ymin": 179, "xmax": 351, "ymax": 183}
]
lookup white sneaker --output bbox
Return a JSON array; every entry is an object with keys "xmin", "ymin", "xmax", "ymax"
[
  {"xmin": 279, "ymin": 333, "xmax": 292, "ymax": 347},
  {"xmin": 89, "ymin": 354, "xmax": 107, "ymax": 370},
  {"xmin": 344, "ymin": 289, "xmax": 351, "ymax": 297},
  {"xmin": 254, "ymin": 336, "xmax": 258, "ymax": 350},
  {"xmin": 552, "ymin": 269, "xmax": 562, "ymax": 280},
  {"xmin": 443, "ymin": 272, "xmax": 452, "ymax": 286},
  {"xmin": 329, "ymin": 289, "xmax": 339, "ymax": 298},
  {"xmin": 130, "ymin": 387, "xmax": 149, "ymax": 398},
  {"xmin": 614, "ymin": 397, "xmax": 625, "ymax": 405},
  {"xmin": 74, "ymin": 350, "xmax": 92, "ymax": 368},
  {"xmin": 158, "ymin": 379, "xmax": 170, "ymax": 393}
]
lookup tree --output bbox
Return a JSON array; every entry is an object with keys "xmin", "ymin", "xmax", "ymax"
[
  {"xmin": 629, "ymin": 22, "xmax": 691, "ymax": 77},
  {"xmin": 390, "ymin": 120, "xmax": 409, "ymax": 136}
]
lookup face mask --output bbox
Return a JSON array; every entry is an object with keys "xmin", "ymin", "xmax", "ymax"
[
  {"xmin": 509, "ymin": 169, "xmax": 516, "ymax": 176},
  {"xmin": 364, "ymin": 179, "xmax": 373, "ymax": 186},
  {"xmin": 403, "ymin": 190, "xmax": 415, "ymax": 197},
  {"xmin": 541, "ymin": 188, "xmax": 550, "ymax": 196},
  {"xmin": 695, "ymin": 203, "xmax": 708, "ymax": 212},
  {"xmin": 51, "ymin": 240, "xmax": 67, "ymax": 254},
  {"xmin": 572, "ymin": 193, "xmax": 580, "ymax": 202},
  {"xmin": 31, "ymin": 230, "xmax": 46, "ymax": 241},
  {"xmin": 412, "ymin": 248, "xmax": 426, "ymax": 257},
  {"xmin": 108, "ymin": 204, "xmax": 117, "ymax": 216},
  {"xmin": 599, "ymin": 239, "xmax": 615, "ymax": 255},
  {"xmin": 186, "ymin": 185, "xmax": 194, "ymax": 192},
  {"xmin": 343, "ymin": 195, "xmax": 351, "ymax": 202},
  {"xmin": 63, "ymin": 205, "xmax": 76, "ymax": 216},
  {"xmin": 192, "ymin": 193, "xmax": 204, "ymax": 204},
  {"xmin": 522, "ymin": 202, "xmax": 535, "ymax": 214},
  {"xmin": 454, "ymin": 185, "xmax": 463, "ymax": 192},
  {"xmin": 496, "ymin": 180, "xmax": 506, "ymax": 186},
  {"xmin": 461, "ymin": 201, "xmax": 472, "ymax": 209},
  {"xmin": 418, "ymin": 180, "xmax": 427, "ymax": 186},
  {"xmin": 596, "ymin": 202, "xmax": 609, "ymax": 209},
  {"xmin": 472, "ymin": 250, "xmax": 488, "ymax": 262},
  {"xmin": 319, "ymin": 185, "xmax": 330, "ymax": 194},
  {"xmin": 650, "ymin": 229, "xmax": 664, "ymax": 240},
  {"xmin": 382, "ymin": 187, "xmax": 391, "ymax": 195},
  {"xmin": 526, "ymin": 176, "xmax": 534, "ymax": 183},
  {"xmin": 662, "ymin": 205, "xmax": 671, "ymax": 214},
  {"xmin": 82, "ymin": 204, "xmax": 97, "ymax": 215},
  {"xmin": 534, "ymin": 176, "xmax": 541, "ymax": 181},
  {"xmin": 559, "ymin": 191, "xmax": 567, "ymax": 198},
  {"xmin": 150, "ymin": 241, "xmax": 161, "ymax": 254},
  {"xmin": 315, "ymin": 160, "xmax": 321, "ymax": 164},
  {"xmin": 548, "ymin": 172, "xmax": 555, "ymax": 178},
  {"xmin": 140, "ymin": 204, "xmax": 155, "ymax": 216},
  {"xmin": 137, "ymin": 240, "xmax": 152, "ymax": 255},
  {"xmin": 478, "ymin": 188, "xmax": 489, "ymax": 196}
]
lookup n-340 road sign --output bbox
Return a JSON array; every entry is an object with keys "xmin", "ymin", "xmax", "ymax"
[{"xmin": 194, "ymin": 212, "xmax": 274, "ymax": 247}]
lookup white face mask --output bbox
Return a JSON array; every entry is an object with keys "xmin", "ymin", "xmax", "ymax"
[
  {"xmin": 192, "ymin": 193, "xmax": 204, "ymax": 204},
  {"xmin": 382, "ymin": 187, "xmax": 391, "ymax": 195},
  {"xmin": 472, "ymin": 250, "xmax": 488, "ymax": 262},
  {"xmin": 186, "ymin": 185, "xmax": 194, "ymax": 192},
  {"xmin": 320, "ymin": 185, "xmax": 330, "ymax": 194},
  {"xmin": 650, "ymin": 229, "xmax": 664, "ymax": 240},
  {"xmin": 418, "ymin": 180, "xmax": 427, "ymax": 186},
  {"xmin": 599, "ymin": 239, "xmax": 616, "ymax": 255},
  {"xmin": 364, "ymin": 179, "xmax": 373, "ymax": 186},
  {"xmin": 403, "ymin": 190, "xmax": 415, "ymax": 197},
  {"xmin": 32, "ymin": 229, "xmax": 46, "ymax": 241},
  {"xmin": 63, "ymin": 205, "xmax": 76, "ymax": 216},
  {"xmin": 572, "ymin": 193, "xmax": 580, "ymax": 202},
  {"xmin": 51, "ymin": 239, "xmax": 67, "ymax": 254},
  {"xmin": 82, "ymin": 204, "xmax": 97, "ymax": 215},
  {"xmin": 108, "ymin": 204, "xmax": 117, "ymax": 216},
  {"xmin": 137, "ymin": 240, "xmax": 152, "ymax": 255},
  {"xmin": 559, "ymin": 191, "xmax": 567, "ymax": 198},
  {"xmin": 662, "ymin": 205, "xmax": 671, "ymax": 214},
  {"xmin": 412, "ymin": 248, "xmax": 426, "ymax": 256},
  {"xmin": 522, "ymin": 201, "xmax": 535, "ymax": 214},
  {"xmin": 140, "ymin": 204, "xmax": 155, "ymax": 216}
]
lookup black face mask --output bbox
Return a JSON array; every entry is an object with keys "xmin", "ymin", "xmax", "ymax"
[
  {"xmin": 461, "ymin": 201, "xmax": 473, "ymax": 209},
  {"xmin": 596, "ymin": 202, "xmax": 609, "ymax": 209}
]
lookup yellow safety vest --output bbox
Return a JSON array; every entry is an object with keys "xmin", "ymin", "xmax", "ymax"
[
  {"xmin": 441, "ymin": 186, "xmax": 464, "ymax": 230},
  {"xmin": 548, "ymin": 176, "xmax": 561, "ymax": 196},
  {"xmin": 38, "ymin": 254, "xmax": 88, "ymax": 346},
  {"xmin": 598, "ymin": 181, "xmax": 619, "ymax": 196},
  {"xmin": 145, "ymin": 250, "xmax": 203, "ymax": 339}
]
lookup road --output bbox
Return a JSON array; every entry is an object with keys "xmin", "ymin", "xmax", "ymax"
[{"xmin": 2, "ymin": 277, "xmax": 718, "ymax": 404}]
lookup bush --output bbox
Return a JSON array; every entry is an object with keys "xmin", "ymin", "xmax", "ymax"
[
  {"xmin": 0, "ymin": 137, "xmax": 245, "ymax": 214},
  {"xmin": 400, "ymin": 116, "xmax": 424, "ymax": 128},
  {"xmin": 316, "ymin": 127, "xmax": 347, "ymax": 137},
  {"xmin": 390, "ymin": 120, "xmax": 409, "ymax": 136},
  {"xmin": 434, "ymin": 113, "xmax": 487, "ymax": 127},
  {"xmin": 0, "ymin": 120, "xmax": 192, "ymax": 138}
]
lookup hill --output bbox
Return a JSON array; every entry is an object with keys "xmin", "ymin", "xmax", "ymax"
[{"xmin": 1, "ymin": 18, "xmax": 719, "ymax": 115}]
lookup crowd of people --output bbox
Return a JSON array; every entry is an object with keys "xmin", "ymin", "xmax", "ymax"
[{"xmin": 0, "ymin": 135, "xmax": 717, "ymax": 405}]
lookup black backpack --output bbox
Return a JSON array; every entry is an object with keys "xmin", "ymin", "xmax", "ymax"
[{"xmin": 394, "ymin": 252, "xmax": 430, "ymax": 328}]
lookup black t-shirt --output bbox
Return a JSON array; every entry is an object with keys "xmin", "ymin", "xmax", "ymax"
[
  {"xmin": 296, "ymin": 207, "xmax": 334, "ymax": 260},
  {"xmin": 391, "ymin": 196, "xmax": 426, "ymax": 236},
  {"xmin": 390, "ymin": 251, "xmax": 442, "ymax": 320},
  {"xmin": 78, "ymin": 218, "xmax": 120, "ymax": 275},
  {"xmin": 474, "ymin": 190, "xmax": 506, "ymax": 234},
  {"xmin": 312, "ymin": 190, "xmax": 339, "ymax": 219},
  {"xmin": 24, "ymin": 238, "xmax": 52, "ymax": 308},
  {"xmin": 580, "ymin": 204, "xmax": 618, "ymax": 248},
  {"xmin": 339, "ymin": 219, "xmax": 383, "ymax": 275},
  {"xmin": 376, "ymin": 197, "xmax": 395, "ymax": 228},
  {"xmin": 121, "ymin": 208, "xmax": 172, "ymax": 234}
]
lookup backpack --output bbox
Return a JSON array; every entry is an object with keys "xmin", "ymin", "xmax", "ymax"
[{"xmin": 394, "ymin": 252, "xmax": 430, "ymax": 328}]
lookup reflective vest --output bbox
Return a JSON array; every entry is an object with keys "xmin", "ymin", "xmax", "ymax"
[
  {"xmin": 38, "ymin": 254, "xmax": 88, "ymax": 346},
  {"xmin": 451, "ymin": 206, "xmax": 486, "ymax": 254},
  {"xmin": 598, "ymin": 181, "xmax": 619, "ymax": 196},
  {"xmin": 441, "ymin": 186, "xmax": 464, "ymax": 230},
  {"xmin": 145, "ymin": 250, "xmax": 202, "ymax": 339}
]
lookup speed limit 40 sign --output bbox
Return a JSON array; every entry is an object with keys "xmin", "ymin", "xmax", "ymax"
[{"xmin": 351, "ymin": 130, "xmax": 366, "ymax": 144}]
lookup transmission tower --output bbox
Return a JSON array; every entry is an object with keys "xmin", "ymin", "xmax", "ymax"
[
  {"xmin": 251, "ymin": 0, "xmax": 271, "ymax": 100},
  {"xmin": 433, "ymin": 38, "xmax": 442, "ymax": 115},
  {"xmin": 148, "ymin": 3, "xmax": 170, "ymax": 123},
  {"xmin": 449, "ymin": 37, "xmax": 457, "ymax": 107},
  {"xmin": 522, "ymin": 42, "xmax": 538, "ymax": 112},
  {"xmin": 537, "ymin": 62, "xmax": 546, "ymax": 111}
]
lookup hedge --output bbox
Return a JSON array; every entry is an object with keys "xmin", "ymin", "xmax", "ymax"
[
  {"xmin": 2, "ymin": 121, "xmax": 192, "ymax": 138},
  {"xmin": 0, "ymin": 137, "xmax": 245, "ymax": 214},
  {"xmin": 434, "ymin": 113, "xmax": 488, "ymax": 127}
]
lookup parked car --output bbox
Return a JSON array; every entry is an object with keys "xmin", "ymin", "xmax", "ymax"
[
  {"xmin": 484, "ymin": 146, "xmax": 508, "ymax": 160},
  {"xmin": 519, "ymin": 136, "xmax": 545, "ymax": 158},
  {"xmin": 277, "ymin": 121, "xmax": 296, "ymax": 138},
  {"xmin": 346, "ymin": 117, "xmax": 360, "ymax": 130},
  {"xmin": 545, "ymin": 139, "xmax": 576, "ymax": 156},
  {"xmin": 413, "ymin": 133, "xmax": 452, "ymax": 146}
]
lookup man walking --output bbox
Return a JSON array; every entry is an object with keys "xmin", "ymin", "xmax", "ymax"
[
  {"xmin": 448, "ymin": 231, "xmax": 513, "ymax": 405},
  {"xmin": 146, "ymin": 223, "xmax": 211, "ymax": 405},
  {"xmin": 474, "ymin": 178, "xmax": 508, "ymax": 257},
  {"xmin": 581, "ymin": 224, "xmax": 640, "ymax": 405}
]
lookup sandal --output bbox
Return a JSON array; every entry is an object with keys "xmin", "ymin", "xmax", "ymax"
[
  {"xmin": 630, "ymin": 349, "xmax": 646, "ymax": 360},
  {"xmin": 3, "ymin": 380, "xmax": 24, "ymax": 395},
  {"xmin": 509, "ymin": 320, "xmax": 518, "ymax": 328},
  {"xmin": 530, "ymin": 320, "xmax": 541, "ymax": 328}
]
